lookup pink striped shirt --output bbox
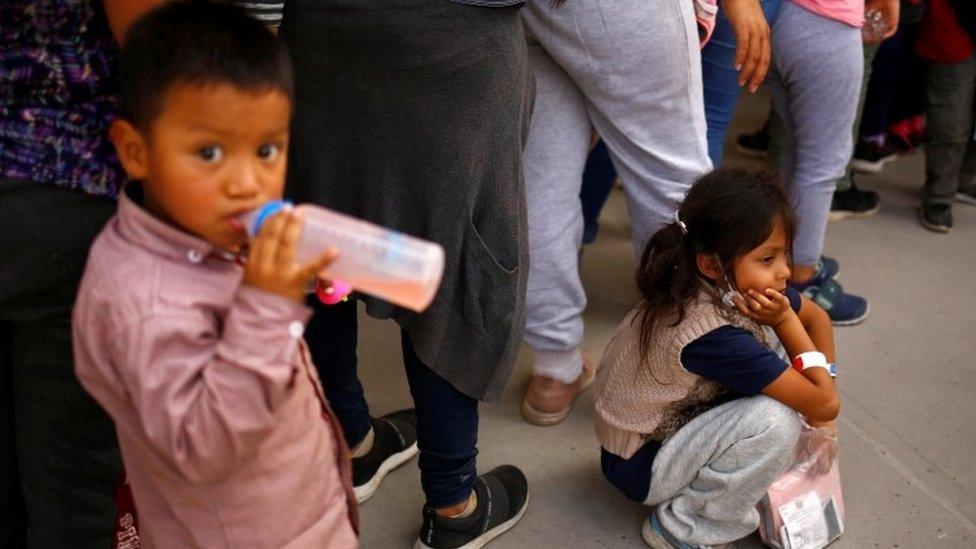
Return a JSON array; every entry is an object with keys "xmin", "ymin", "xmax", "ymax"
[{"xmin": 73, "ymin": 186, "xmax": 358, "ymax": 548}]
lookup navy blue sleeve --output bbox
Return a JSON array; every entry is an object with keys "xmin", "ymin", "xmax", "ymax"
[
  {"xmin": 785, "ymin": 286, "xmax": 802, "ymax": 313},
  {"xmin": 680, "ymin": 327, "xmax": 789, "ymax": 395}
]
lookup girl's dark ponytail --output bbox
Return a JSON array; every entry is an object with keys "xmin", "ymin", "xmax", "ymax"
[{"xmin": 634, "ymin": 214, "xmax": 700, "ymax": 360}]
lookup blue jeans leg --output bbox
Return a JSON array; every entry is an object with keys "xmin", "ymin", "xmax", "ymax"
[
  {"xmin": 580, "ymin": 139, "xmax": 617, "ymax": 244},
  {"xmin": 701, "ymin": 0, "xmax": 783, "ymax": 165},
  {"xmin": 402, "ymin": 330, "xmax": 479, "ymax": 508}
]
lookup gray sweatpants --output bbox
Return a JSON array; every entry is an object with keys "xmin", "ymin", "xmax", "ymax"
[
  {"xmin": 647, "ymin": 396, "xmax": 803, "ymax": 546},
  {"xmin": 767, "ymin": 2, "xmax": 862, "ymax": 266},
  {"xmin": 521, "ymin": 0, "xmax": 711, "ymax": 383}
]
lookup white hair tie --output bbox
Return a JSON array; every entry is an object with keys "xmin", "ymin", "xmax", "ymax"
[{"xmin": 673, "ymin": 210, "xmax": 688, "ymax": 235}]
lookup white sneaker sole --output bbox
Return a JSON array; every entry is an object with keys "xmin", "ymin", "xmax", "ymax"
[
  {"xmin": 850, "ymin": 154, "xmax": 896, "ymax": 174},
  {"xmin": 830, "ymin": 301, "xmax": 871, "ymax": 327},
  {"xmin": 828, "ymin": 202, "xmax": 880, "ymax": 222},
  {"xmin": 354, "ymin": 441, "xmax": 418, "ymax": 504},
  {"xmin": 641, "ymin": 518, "xmax": 674, "ymax": 549},
  {"xmin": 956, "ymin": 191, "xmax": 976, "ymax": 206},
  {"xmin": 413, "ymin": 493, "xmax": 529, "ymax": 549}
]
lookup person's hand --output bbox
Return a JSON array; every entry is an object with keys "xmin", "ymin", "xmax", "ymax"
[
  {"xmin": 722, "ymin": 0, "xmax": 772, "ymax": 93},
  {"xmin": 802, "ymin": 420, "xmax": 838, "ymax": 476},
  {"xmin": 244, "ymin": 207, "xmax": 337, "ymax": 303},
  {"xmin": 733, "ymin": 287, "xmax": 794, "ymax": 327},
  {"xmin": 864, "ymin": 0, "xmax": 900, "ymax": 43}
]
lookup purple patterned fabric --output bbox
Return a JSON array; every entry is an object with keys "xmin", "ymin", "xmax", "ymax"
[{"xmin": 1, "ymin": 1, "xmax": 126, "ymax": 198}]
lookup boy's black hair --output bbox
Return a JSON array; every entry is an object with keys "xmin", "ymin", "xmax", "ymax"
[
  {"xmin": 633, "ymin": 168, "xmax": 797, "ymax": 365},
  {"xmin": 118, "ymin": 0, "xmax": 293, "ymax": 131}
]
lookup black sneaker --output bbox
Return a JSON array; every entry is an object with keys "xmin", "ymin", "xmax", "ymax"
[
  {"xmin": 353, "ymin": 409, "xmax": 418, "ymax": 503},
  {"xmin": 415, "ymin": 465, "xmax": 529, "ymax": 549},
  {"xmin": 829, "ymin": 182, "xmax": 880, "ymax": 221},
  {"xmin": 850, "ymin": 140, "xmax": 898, "ymax": 174},
  {"xmin": 734, "ymin": 122, "xmax": 770, "ymax": 159},
  {"xmin": 918, "ymin": 204, "xmax": 953, "ymax": 233}
]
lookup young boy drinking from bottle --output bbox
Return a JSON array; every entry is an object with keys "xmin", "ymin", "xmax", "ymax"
[{"xmin": 72, "ymin": 2, "xmax": 357, "ymax": 547}]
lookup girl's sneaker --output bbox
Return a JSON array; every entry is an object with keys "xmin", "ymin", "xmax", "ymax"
[
  {"xmin": 353, "ymin": 409, "xmax": 419, "ymax": 503},
  {"xmin": 793, "ymin": 269, "xmax": 869, "ymax": 326},
  {"xmin": 641, "ymin": 513, "xmax": 730, "ymax": 549},
  {"xmin": 415, "ymin": 465, "xmax": 529, "ymax": 549}
]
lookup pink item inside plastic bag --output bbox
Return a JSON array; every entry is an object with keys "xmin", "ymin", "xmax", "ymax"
[{"xmin": 757, "ymin": 423, "xmax": 845, "ymax": 549}]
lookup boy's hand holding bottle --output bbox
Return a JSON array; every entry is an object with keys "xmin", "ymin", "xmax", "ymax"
[{"xmin": 244, "ymin": 208, "xmax": 337, "ymax": 303}]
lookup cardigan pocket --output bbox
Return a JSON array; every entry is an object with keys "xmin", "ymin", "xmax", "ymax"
[{"xmin": 461, "ymin": 217, "xmax": 519, "ymax": 335}]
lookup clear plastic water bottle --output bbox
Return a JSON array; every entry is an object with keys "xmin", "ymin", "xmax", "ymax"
[
  {"xmin": 862, "ymin": 9, "xmax": 886, "ymax": 42},
  {"xmin": 239, "ymin": 201, "xmax": 445, "ymax": 312}
]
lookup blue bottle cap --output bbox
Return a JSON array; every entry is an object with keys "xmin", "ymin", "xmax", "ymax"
[{"xmin": 249, "ymin": 200, "xmax": 293, "ymax": 235}]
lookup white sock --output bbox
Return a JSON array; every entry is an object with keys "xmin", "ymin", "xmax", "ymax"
[{"xmin": 351, "ymin": 427, "xmax": 374, "ymax": 458}]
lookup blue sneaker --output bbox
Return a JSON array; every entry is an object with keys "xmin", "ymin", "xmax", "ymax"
[
  {"xmin": 641, "ymin": 513, "xmax": 729, "ymax": 549},
  {"xmin": 793, "ymin": 272, "xmax": 869, "ymax": 326},
  {"xmin": 819, "ymin": 256, "xmax": 840, "ymax": 280}
]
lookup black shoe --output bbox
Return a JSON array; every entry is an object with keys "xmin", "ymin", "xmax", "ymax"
[
  {"xmin": 829, "ymin": 182, "xmax": 880, "ymax": 221},
  {"xmin": 353, "ymin": 409, "xmax": 418, "ymax": 503},
  {"xmin": 415, "ymin": 465, "xmax": 529, "ymax": 549},
  {"xmin": 734, "ymin": 122, "xmax": 770, "ymax": 159},
  {"xmin": 850, "ymin": 140, "xmax": 898, "ymax": 174},
  {"xmin": 918, "ymin": 204, "xmax": 953, "ymax": 233}
]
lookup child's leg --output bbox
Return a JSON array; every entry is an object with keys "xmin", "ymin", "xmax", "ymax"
[
  {"xmin": 924, "ymin": 54, "xmax": 976, "ymax": 207},
  {"xmin": 519, "ymin": 29, "xmax": 593, "ymax": 386},
  {"xmin": 768, "ymin": 2, "xmax": 862, "ymax": 267},
  {"xmin": 304, "ymin": 298, "xmax": 372, "ymax": 448},
  {"xmin": 401, "ymin": 331, "xmax": 478, "ymax": 510},
  {"xmin": 646, "ymin": 396, "xmax": 802, "ymax": 545}
]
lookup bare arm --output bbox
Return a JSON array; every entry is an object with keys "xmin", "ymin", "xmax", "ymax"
[{"xmin": 736, "ymin": 288, "xmax": 840, "ymax": 422}]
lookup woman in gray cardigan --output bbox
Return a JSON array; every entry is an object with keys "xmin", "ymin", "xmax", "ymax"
[{"xmin": 278, "ymin": 1, "xmax": 533, "ymax": 547}]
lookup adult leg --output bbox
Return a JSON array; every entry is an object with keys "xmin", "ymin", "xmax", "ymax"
[
  {"xmin": 519, "ymin": 25, "xmax": 593, "ymax": 388},
  {"xmin": 304, "ymin": 297, "xmax": 419, "ymax": 504},
  {"xmin": 402, "ymin": 331, "xmax": 479, "ymax": 510},
  {"xmin": 304, "ymin": 298, "xmax": 371, "ymax": 448},
  {"xmin": 580, "ymin": 139, "xmax": 618, "ymax": 245},
  {"xmin": 646, "ymin": 396, "xmax": 802, "ymax": 546},
  {"xmin": 769, "ymin": 3, "xmax": 861, "ymax": 268},
  {"xmin": 12, "ymin": 314, "xmax": 121, "ymax": 549},
  {"xmin": 527, "ymin": 0, "xmax": 712, "ymax": 259},
  {"xmin": 0, "ymin": 327, "xmax": 27, "ymax": 547},
  {"xmin": 701, "ymin": 0, "xmax": 783, "ymax": 165},
  {"xmin": 923, "ymin": 54, "xmax": 976, "ymax": 208},
  {"xmin": 830, "ymin": 42, "xmax": 882, "ymax": 221},
  {"xmin": 0, "ymin": 179, "xmax": 120, "ymax": 548}
]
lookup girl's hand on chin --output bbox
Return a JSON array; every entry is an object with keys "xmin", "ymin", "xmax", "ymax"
[{"xmin": 734, "ymin": 287, "xmax": 793, "ymax": 327}]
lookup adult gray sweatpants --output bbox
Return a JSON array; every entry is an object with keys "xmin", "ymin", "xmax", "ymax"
[
  {"xmin": 521, "ymin": 0, "xmax": 711, "ymax": 383},
  {"xmin": 646, "ymin": 396, "xmax": 803, "ymax": 546},
  {"xmin": 767, "ymin": 2, "xmax": 862, "ymax": 266}
]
